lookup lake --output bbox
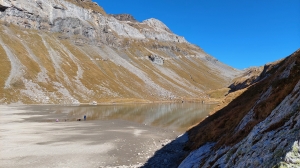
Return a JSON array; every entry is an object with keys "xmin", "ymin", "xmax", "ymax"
[{"xmin": 21, "ymin": 103, "xmax": 216, "ymax": 133}]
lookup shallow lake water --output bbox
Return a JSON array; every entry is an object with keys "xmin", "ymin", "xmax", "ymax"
[{"xmin": 21, "ymin": 103, "xmax": 216, "ymax": 133}]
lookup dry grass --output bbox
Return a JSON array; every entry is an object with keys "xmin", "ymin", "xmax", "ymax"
[{"xmin": 186, "ymin": 49, "xmax": 300, "ymax": 151}]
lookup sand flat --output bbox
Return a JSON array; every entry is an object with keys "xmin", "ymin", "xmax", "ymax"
[{"xmin": 0, "ymin": 105, "xmax": 177, "ymax": 168}]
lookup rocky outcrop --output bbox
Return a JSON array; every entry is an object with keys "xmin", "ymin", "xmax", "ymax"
[
  {"xmin": 110, "ymin": 14, "xmax": 137, "ymax": 22},
  {"xmin": 180, "ymin": 49, "xmax": 300, "ymax": 167},
  {"xmin": 148, "ymin": 55, "xmax": 164, "ymax": 65}
]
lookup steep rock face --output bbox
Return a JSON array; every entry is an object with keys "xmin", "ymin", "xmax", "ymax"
[
  {"xmin": 0, "ymin": 0, "xmax": 240, "ymax": 104},
  {"xmin": 180, "ymin": 49, "xmax": 300, "ymax": 167}
]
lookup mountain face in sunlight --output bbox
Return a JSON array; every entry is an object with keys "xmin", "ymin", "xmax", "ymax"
[{"xmin": 0, "ymin": 0, "xmax": 240, "ymax": 104}]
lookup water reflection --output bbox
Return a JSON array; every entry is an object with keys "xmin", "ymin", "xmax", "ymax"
[{"xmin": 27, "ymin": 103, "xmax": 216, "ymax": 133}]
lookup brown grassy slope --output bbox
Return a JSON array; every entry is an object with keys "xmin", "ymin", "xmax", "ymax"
[
  {"xmin": 23, "ymin": 32, "xmax": 57, "ymax": 82},
  {"xmin": 186, "ymin": 49, "xmax": 300, "ymax": 151}
]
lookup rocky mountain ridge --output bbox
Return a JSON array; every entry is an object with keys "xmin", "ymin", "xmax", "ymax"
[
  {"xmin": 0, "ymin": 0, "xmax": 240, "ymax": 104},
  {"xmin": 0, "ymin": 0, "xmax": 186, "ymax": 44}
]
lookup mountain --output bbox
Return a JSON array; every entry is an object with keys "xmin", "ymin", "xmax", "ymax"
[
  {"xmin": 0, "ymin": 0, "xmax": 240, "ymax": 104},
  {"xmin": 1, "ymin": 0, "xmax": 299, "ymax": 167},
  {"xmin": 179, "ymin": 49, "xmax": 300, "ymax": 167}
]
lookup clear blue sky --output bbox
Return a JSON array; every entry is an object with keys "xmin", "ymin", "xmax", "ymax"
[{"xmin": 95, "ymin": 0, "xmax": 300, "ymax": 69}]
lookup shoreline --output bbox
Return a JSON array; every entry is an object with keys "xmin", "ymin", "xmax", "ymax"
[{"xmin": 2, "ymin": 98, "xmax": 220, "ymax": 106}]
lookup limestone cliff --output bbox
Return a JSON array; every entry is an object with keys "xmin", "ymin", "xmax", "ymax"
[
  {"xmin": 180, "ymin": 49, "xmax": 300, "ymax": 167},
  {"xmin": 0, "ymin": 0, "xmax": 240, "ymax": 104}
]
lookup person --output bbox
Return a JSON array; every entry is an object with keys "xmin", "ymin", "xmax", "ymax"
[
  {"xmin": 56, "ymin": 119, "xmax": 59, "ymax": 122},
  {"xmin": 84, "ymin": 115, "xmax": 86, "ymax": 121}
]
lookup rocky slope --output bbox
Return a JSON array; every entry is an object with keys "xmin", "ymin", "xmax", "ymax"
[
  {"xmin": 179, "ymin": 49, "xmax": 300, "ymax": 167},
  {"xmin": 0, "ymin": 0, "xmax": 240, "ymax": 104}
]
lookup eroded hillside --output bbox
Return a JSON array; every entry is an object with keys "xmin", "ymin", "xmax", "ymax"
[
  {"xmin": 180, "ymin": 49, "xmax": 300, "ymax": 167},
  {"xmin": 0, "ymin": 0, "xmax": 240, "ymax": 104}
]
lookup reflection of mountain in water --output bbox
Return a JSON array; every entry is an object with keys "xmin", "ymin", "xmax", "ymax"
[{"xmin": 51, "ymin": 103, "xmax": 215, "ymax": 132}]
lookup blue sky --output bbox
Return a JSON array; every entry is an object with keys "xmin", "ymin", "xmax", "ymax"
[{"xmin": 95, "ymin": 0, "xmax": 300, "ymax": 69}]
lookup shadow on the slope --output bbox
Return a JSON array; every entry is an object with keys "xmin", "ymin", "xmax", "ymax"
[{"xmin": 142, "ymin": 133, "xmax": 189, "ymax": 168}]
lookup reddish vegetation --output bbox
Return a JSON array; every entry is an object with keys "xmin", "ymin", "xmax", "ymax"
[{"xmin": 186, "ymin": 49, "xmax": 300, "ymax": 151}]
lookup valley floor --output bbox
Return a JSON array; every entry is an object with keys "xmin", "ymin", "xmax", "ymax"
[{"xmin": 0, "ymin": 105, "xmax": 179, "ymax": 168}]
